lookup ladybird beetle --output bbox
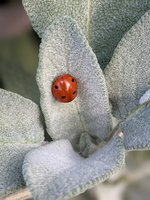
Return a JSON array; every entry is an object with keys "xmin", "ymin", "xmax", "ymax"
[{"xmin": 52, "ymin": 74, "xmax": 78, "ymax": 103}]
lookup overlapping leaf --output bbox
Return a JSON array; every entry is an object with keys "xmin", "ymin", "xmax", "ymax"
[
  {"xmin": 36, "ymin": 16, "xmax": 112, "ymax": 144},
  {"xmin": 0, "ymin": 89, "xmax": 44, "ymax": 196},
  {"xmin": 0, "ymin": 143, "xmax": 39, "ymax": 196},
  {"xmin": 119, "ymin": 102, "xmax": 150, "ymax": 151},
  {"xmin": 22, "ymin": 0, "xmax": 150, "ymax": 68},
  {"xmin": 23, "ymin": 135, "xmax": 125, "ymax": 200},
  {"xmin": 105, "ymin": 10, "xmax": 150, "ymax": 119},
  {"xmin": 0, "ymin": 89, "xmax": 44, "ymax": 143}
]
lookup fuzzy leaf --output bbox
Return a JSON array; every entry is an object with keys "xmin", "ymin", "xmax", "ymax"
[
  {"xmin": 119, "ymin": 102, "xmax": 150, "ymax": 151},
  {"xmin": 36, "ymin": 16, "xmax": 111, "ymax": 144},
  {"xmin": 0, "ymin": 89, "xmax": 44, "ymax": 143},
  {"xmin": 23, "ymin": 135, "xmax": 125, "ymax": 200},
  {"xmin": 0, "ymin": 143, "xmax": 40, "ymax": 197},
  {"xmin": 22, "ymin": 0, "xmax": 150, "ymax": 68},
  {"xmin": 105, "ymin": 10, "xmax": 150, "ymax": 119},
  {"xmin": 22, "ymin": 0, "xmax": 88, "ymax": 38},
  {"xmin": 0, "ymin": 89, "xmax": 44, "ymax": 196}
]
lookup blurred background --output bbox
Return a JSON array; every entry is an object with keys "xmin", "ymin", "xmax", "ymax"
[
  {"xmin": 0, "ymin": 1, "xmax": 150, "ymax": 200},
  {"xmin": 0, "ymin": 0, "xmax": 40, "ymax": 104}
]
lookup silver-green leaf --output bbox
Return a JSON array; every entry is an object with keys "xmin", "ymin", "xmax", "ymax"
[
  {"xmin": 119, "ymin": 101, "xmax": 150, "ymax": 151},
  {"xmin": 0, "ymin": 143, "xmax": 40, "ymax": 197},
  {"xmin": 0, "ymin": 89, "xmax": 44, "ymax": 143},
  {"xmin": 23, "ymin": 135, "xmax": 125, "ymax": 200},
  {"xmin": 36, "ymin": 16, "xmax": 112, "ymax": 144},
  {"xmin": 22, "ymin": 0, "xmax": 150, "ymax": 68},
  {"xmin": 0, "ymin": 89, "xmax": 44, "ymax": 196},
  {"xmin": 105, "ymin": 10, "xmax": 150, "ymax": 119}
]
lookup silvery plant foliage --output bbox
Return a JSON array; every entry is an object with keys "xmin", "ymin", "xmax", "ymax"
[{"xmin": 0, "ymin": 1, "xmax": 150, "ymax": 199}]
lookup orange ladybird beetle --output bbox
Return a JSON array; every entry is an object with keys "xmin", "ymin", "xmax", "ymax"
[{"xmin": 52, "ymin": 74, "xmax": 78, "ymax": 103}]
